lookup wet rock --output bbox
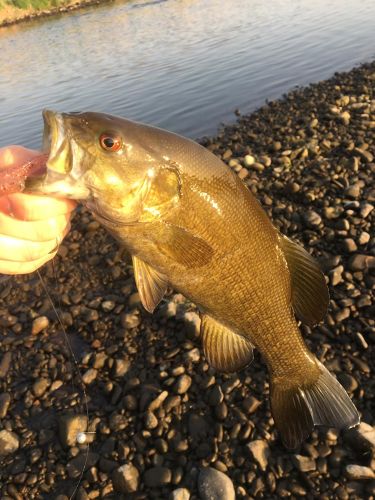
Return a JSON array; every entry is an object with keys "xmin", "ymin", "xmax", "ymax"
[
  {"xmin": 0, "ymin": 430, "xmax": 19, "ymax": 455},
  {"xmin": 58, "ymin": 414, "xmax": 88, "ymax": 447},
  {"xmin": 247, "ymin": 440, "xmax": 270, "ymax": 471},
  {"xmin": 144, "ymin": 466, "xmax": 172, "ymax": 487},
  {"xmin": 112, "ymin": 463, "xmax": 139, "ymax": 493},
  {"xmin": 31, "ymin": 316, "xmax": 49, "ymax": 335},
  {"xmin": 345, "ymin": 465, "xmax": 375, "ymax": 480},
  {"xmin": 198, "ymin": 467, "xmax": 235, "ymax": 500}
]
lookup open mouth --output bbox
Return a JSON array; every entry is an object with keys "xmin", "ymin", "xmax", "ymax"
[{"xmin": 43, "ymin": 109, "xmax": 73, "ymax": 175}]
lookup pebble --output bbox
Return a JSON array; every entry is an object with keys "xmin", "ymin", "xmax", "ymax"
[
  {"xmin": 345, "ymin": 465, "xmax": 375, "ymax": 480},
  {"xmin": 184, "ymin": 311, "xmax": 201, "ymax": 337},
  {"xmin": 121, "ymin": 312, "xmax": 140, "ymax": 329},
  {"xmin": 170, "ymin": 487, "xmax": 190, "ymax": 500},
  {"xmin": 198, "ymin": 467, "xmax": 235, "ymax": 500},
  {"xmin": 0, "ymin": 430, "xmax": 19, "ymax": 455},
  {"xmin": 344, "ymin": 422, "xmax": 375, "ymax": 453},
  {"xmin": 58, "ymin": 414, "xmax": 88, "ymax": 447},
  {"xmin": 303, "ymin": 210, "xmax": 322, "ymax": 227},
  {"xmin": 246, "ymin": 440, "xmax": 270, "ymax": 471},
  {"xmin": 144, "ymin": 466, "xmax": 172, "ymax": 487},
  {"xmin": 32, "ymin": 377, "xmax": 49, "ymax": 397},
  {"xmin": 292, "ymin": 454, "xmax": 316, "ymax": 472},
  {"xmin": 173, "ymin": 374, "xmax": 192, "ymax": 394},
  {"xmin": 0, "ymin": 352, "xmax": 12, "ymax": 378},
  {"xmin": 112, "ymin": 463, "xmax": 139, "ymax": 493},
  {"xmin": 82, "ymin": 368, "xmax": 98, "ymax": 384},
  {"xmin": 0, "ymin": 392, "xmax": 11, "ymax": 418},
  {"xmin": 244, "ymin": 154, "xmax": 255, "ymax": 166},
  {"xmin": 349, "ymin": 254, "xmax": 375, "ymax": 271},
  {"xmin": 31, "ymin": 315, "xmax": 49, "ymax": 335}
]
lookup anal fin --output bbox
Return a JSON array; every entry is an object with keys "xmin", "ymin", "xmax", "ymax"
[
  {"xmin": 132, "ymin": 256, "xmax": 168, "ymax": 313},
  {"xmin": 201, "ymin": 314, "xmax": 254, "ymax": 373}
]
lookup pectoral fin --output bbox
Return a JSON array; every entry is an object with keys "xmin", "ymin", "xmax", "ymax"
[
  {"xmin": 132, "ymin": 256, "xmax": 168, "ymax": 313},
  {"xmin": 280, "ymin": 234, "xmax": 329, "ymax": 326},
  {"xmin": 201, "ymin": 314, "xmax": 254, "ymax": 373},
  {"xmin": 151, "ymin": 222, "xmax": 214, "ymax": 269}
]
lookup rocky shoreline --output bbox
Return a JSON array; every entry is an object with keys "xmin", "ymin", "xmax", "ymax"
[
  {"xmin": 0, "ymin": 0, "xmax": 113, "ymax": 29},
  {"xmin": 0, "ymin": 62, "xmax": 374, "ymax": 499}
]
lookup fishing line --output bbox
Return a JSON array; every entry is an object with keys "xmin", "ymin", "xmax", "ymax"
[{"xmin": 36, "ymin": 248, "xmax": 91, "ymax": 500}]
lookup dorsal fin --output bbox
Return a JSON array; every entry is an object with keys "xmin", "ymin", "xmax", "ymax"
[
  {"xmin": 132, "ymin": 256, "xmax": 168, "ymax": 313},
  {"xmin": 279, "ymin": 234, "xmax": 329, "ymax": 326},
  {"xmin": 201, "ymin": 314, "xmax": 254, "ymax": 373}
]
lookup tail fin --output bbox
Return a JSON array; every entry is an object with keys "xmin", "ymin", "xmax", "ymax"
[{"xmin": 270, "ymin": 358, "xmax": 360, "ymax": 449}]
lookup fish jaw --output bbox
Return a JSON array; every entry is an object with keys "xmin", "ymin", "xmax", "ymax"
[{"xmin": 25, "ymin": 109, "xmax": 91, "ymax": 200}]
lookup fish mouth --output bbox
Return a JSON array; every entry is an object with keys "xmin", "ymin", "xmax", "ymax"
[{"xmin": 26, "ymin": 109, "xmax": 90, "ymax": 199}]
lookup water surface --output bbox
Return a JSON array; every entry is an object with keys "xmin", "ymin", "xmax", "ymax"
[{"xmin": 1, "ymin": 0, "xmax": 375, "ymax": 148}]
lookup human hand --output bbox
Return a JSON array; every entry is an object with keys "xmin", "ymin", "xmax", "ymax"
[{"xmin": 0, "ymin": 145, "xmax": 76, "ymax": 275}]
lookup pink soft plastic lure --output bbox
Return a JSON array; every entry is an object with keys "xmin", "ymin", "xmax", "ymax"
[{"xmin": 0, "ymin": 154, "xmax": 47, "ymax": 196}]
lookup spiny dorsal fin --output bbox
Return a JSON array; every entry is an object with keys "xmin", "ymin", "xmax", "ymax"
[
  {"xmin": 279, "ymin": 234, "xmax": 329, "ymax": 326},
  {"xmin": 201, "ymin": 314, "xmax": 254, "ymax": 373},
  {"xmin": 132, "ymin": 256, "xmax": 168, "ymax": 313}
]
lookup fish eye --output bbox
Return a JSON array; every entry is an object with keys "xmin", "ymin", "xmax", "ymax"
[{"xmin": 99, "ymin": 132, "xmax": 122, "ymax": 152}]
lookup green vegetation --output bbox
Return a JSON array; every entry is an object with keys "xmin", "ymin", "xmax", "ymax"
[{"xmin": 1, "ymin": 0, "xmax": 67, "ymax": 10}]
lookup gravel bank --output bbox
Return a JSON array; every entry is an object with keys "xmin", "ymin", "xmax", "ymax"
[{"xmin": 0, "ymin": 62, "xmax": 374, "ymax": 499}]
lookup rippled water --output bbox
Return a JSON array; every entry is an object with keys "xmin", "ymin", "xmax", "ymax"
[{"xmin": 1, "ymin": 0, "xmax": 375, "ymax": 148}]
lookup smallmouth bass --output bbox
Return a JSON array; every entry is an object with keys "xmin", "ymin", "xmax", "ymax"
[{"xmin": 28, "ymin": 109, "xmax": 359, "ymax": 448}]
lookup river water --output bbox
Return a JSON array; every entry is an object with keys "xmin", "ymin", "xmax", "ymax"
[{"xmin": 1, "ymin": 0, "xmax": 375, "ymax": 148}]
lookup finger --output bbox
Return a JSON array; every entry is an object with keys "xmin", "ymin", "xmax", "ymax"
[
  {"xmin": 0, "ymin": 251, "xmax": 57, "ymax": 275},
  {"xmin": 0, "ymin": 211, "xmax": 71, "ymax": 242},
  {"xmin": 6, "ymin": 193, "xmax": 76, "ymax": 221},
  {"xmin": 0, "ymin": 234, "xmax": 60, "ymax": 263},
  {"xmin": 0, "ymin": 146, "xmax": 40, "ymax": 169}
]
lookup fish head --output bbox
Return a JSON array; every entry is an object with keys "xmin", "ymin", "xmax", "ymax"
[{"xmin": 28, "ymin": 109, "xmax": 181, "ymax": 224}]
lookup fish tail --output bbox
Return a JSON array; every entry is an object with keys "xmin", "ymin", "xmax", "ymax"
[{"xmin": 270, "ymin": 357, "xmax": 360, "ymax": 449}]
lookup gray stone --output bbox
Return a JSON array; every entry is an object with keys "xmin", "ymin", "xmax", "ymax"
[
  {"xmin": 246, "ymin": 440, "xmax": 270, "ymax": 471},
  {"xmin": 144, "ymin": 466, "xmax": 172, "ymax": 487},
  {"xmin": 58, "ymin": 414, "xmax": 88, "ymax": 447},
  {"xmin": 31, "ymin": 315, "xmax": 49, "ymax": 335},
  {"xmin": 112, "ymin": 463, "xmax": 139, "ymax": 493},
  {"xmin": 345, "ymin": 464, "xmax": 375, "ymax": 480},
  {"xmin": 0, "ymin": 430, "xmax": 19, "ymax": 455},
  {"xmin": 198, "ymin": 467, "xmax": 235, "ymax": 500}
]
